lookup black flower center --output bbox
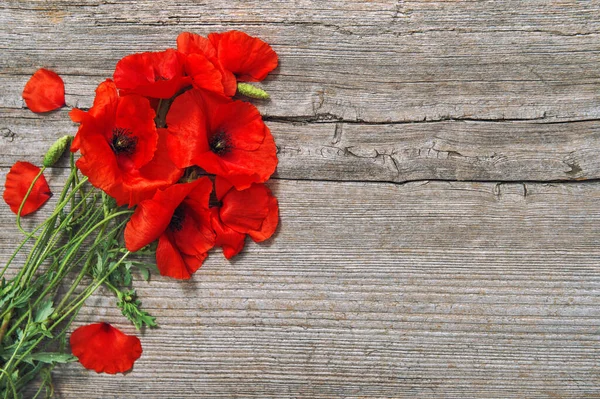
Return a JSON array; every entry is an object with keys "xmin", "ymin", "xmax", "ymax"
[
  {"xmin": 111, "ymin": 128, "xmax": 137, "ymax": 155},
  {"xmin": 209, "ymin": 131, "xmax": 231, "ymax": 155},
  {"xmin": 169, "ymin": 206, "xmax": 185, "ymax": 232}
]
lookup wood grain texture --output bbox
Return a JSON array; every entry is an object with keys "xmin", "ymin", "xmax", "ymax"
[
  {"xmin": 2, "ymin": 176, "xmax": 598, "ymax": 398},
  {"xmin": 1, "ymin": 0, "xmax": 600, "ymax": 398},
  {"xmin": 2, "ymin": 108, "xmax": 600, "ymax": 183}
]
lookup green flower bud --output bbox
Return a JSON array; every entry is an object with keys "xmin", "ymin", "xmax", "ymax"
[
  {"xmin": 237, "ymin": 82, "xmax": 270, "ymax": 100},
  {"xmin": 43, "ymin": 135, "xmax": 73, "ymax": 167}
]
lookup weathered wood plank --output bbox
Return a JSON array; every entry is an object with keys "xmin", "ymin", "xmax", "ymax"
[
  {"xmin": 2, "ymin": 176, "xmax": 598, "ymax": 398},
  {"xmin": 1, "ymin": 108, "xmax": 599, "ymax": 182},
  {"xmin": 1, "ymin": 1, "xmax": 599, "ymax": 122}
]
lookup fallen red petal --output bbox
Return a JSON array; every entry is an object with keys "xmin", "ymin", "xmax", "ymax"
[
  {"xmin": 70, "ymin": 322, "xmax": 142, "ymax": 374},
  {"xmin": 3, "ymin": 161, "xmax": 52, "ymax": 216},
  {"xmin": 22, "ymin": 68, "xmax": 65, "ymax": 113}
]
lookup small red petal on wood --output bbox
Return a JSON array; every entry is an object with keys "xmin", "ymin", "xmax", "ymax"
[
  {"xmin": 70, "ymin": 322, "xmax": 142, "ymax": 374},
  {"xmin": 3, "ymin": 161, "xmax": 52, "ymax": 216},
  {"xmin": 22, "ymin": 68, "xmax": 65, "ymax": 113}
]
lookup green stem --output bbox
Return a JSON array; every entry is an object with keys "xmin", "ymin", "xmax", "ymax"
[
  {"xmin": 1, "ymin": 309, "xmax": 32, "ymax": 375},
  {"xmin": 54, "ymin": 217, "xmax": 128, "ymax": 312},
  {"xmin": 0, "ymin": 368, "xmax": 18, "ymax": 399},
  {"xmin": 58, "ymin": 251, "xmax": 131, "ymax": 324},
  {"xmin": 9, "ymin": 252, "xmax": 131, "ymax": 373}
]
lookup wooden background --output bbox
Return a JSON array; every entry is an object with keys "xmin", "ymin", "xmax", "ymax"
[{"xmin": 1, "ymin": 1, "xmax": 600, "ymax": 397}]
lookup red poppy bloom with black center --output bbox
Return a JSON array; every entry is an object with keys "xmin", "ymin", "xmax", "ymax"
[
  {"xmin": 166, "ymin": 89, "xmax": 277, "ymax": 190},
  {"xmin": 70, "ymin": 322, "xmax": 142, "ymax": 374},
  {"xmin": 71, "ymin": 80, "xmax": 182, "ymax": 206},
  {"xmin": 211, "ymin": 177, "xmax": 278, "ymax": 258},
  {"xmin": 124, "ymin": 177, "xmax": 215, "ymax": 279},
  {"xmin": 177, "ymin": 31, "xmax": 277, "ymax": 97},
  {"xmin": 113, "ymin": 49, "xmax": 193, "ymax": 99},
  {"xmin": 22, "ymin": 68, "xmax": 65, "ymax": 113},
  {"xmin": 3, "ymin": 161, "xmax": 52, "ymax": 216}
]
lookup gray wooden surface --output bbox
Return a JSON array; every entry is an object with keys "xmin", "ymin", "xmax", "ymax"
[{"xmin": 1, "ymin": 1, "xmax": 600, "ymax": 398}]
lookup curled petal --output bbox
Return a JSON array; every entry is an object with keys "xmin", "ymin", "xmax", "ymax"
[
  {"xmin": 3, "ymin": 161, "xmax": 52, "ymax": 216},
  {"xmin": 22, "ymin": 68, "xmax": 65, "ymax": 113},
  {"xmin": 70, "ymin": 322, "xmax": 142, "ymax": 374}
]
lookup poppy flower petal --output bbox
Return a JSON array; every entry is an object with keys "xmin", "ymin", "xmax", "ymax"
[
  {"xmin": 69, "ymin": 108, "xmax": 87, "ymax": 124},
  {"xmin": 171, "ymin": 206, "xmax": 215, "ymax": 256},
  {"xmin": 248, "ymin": 193, "xmax": 279, "ymax": 242},
  {"xmin": 182, "ymin": 252, "xmax": 208, "ymax": 275},
  {"xmin": 214, "ymin": 175, "xmax": 234, "ymax": 201},
  {"xmin": 182, "ymin": 175, "xmax": 213, "ymax": 210},
  {"xmin": 168, "ymin": 177, "xmax": 215, "ymax": 256},
  {"xmin": 114, "ymin": 94, "xmax": 158, "ymax": 169},
  {"xmin": 124, "ymin": 180, "xmax": 202, "ymax": 252},
  {"xmin": 114, "ymin": 49, "xmax": 191, "ymax": 99},
  {"xmin": 165, "ymin": 90, "xmax": 210, "ymax": 168},
  {"xmin": 70, "ymin": 322, "xmax": 142, "ymax": 374},
  {"xmin": 209, "ymin": 31, "xmax": 278, "ymax": 82},
  {"xmin": 70, "ymin": 80, "xmax": 120, "ymax": 152},
  {"xmin": 211, "ymin": 208, "xmax": 246, "ymax": 259},
  {"xmin": 156, "ymin": 232, "xmax": 206, "ymax": 279},
  {"xmin": 220, "ymin": 183, "xmax": 271, "ymax": 233},
  {"xmin": 22, "ymin": 68, "xmax": 65, "ymax": 113},
  {"xmin": 86, "ymin": 79, "xmax": 119, "ymax": 127},
  {"xmin": 184, "ymin": 53, "xmax": 225, "ymax": 95},
  {"xmin": 177, "ymin": 32, "xmax": 217, "ymax": 58},
  {"xmin": 3, "ymin": 161, "xmax": 52, "ymax": 216},
  {"xmin": 75, "ymin": 125, "xmax": 121, "ymax": 199},
  {"xmin": 176, "ymin": 32, "xmax": 236, "ymax": 97},
  {"xmin": 205, "ymin": 127, "xmax": 278, "ymax": 190},
  {"xmin": 116, "ymin": 130, "xmax": 182, "ymax": 207},
  {"xmin": 212, "ymin": 99, "xmax": 266, "ymax": 151}
]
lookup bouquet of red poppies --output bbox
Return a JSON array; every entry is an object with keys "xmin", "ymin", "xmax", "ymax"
[{"xmin": 1, "ymin": 31, "xmax": 278, "ymax": 397}]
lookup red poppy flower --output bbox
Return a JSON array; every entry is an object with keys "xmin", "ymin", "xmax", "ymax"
[
  {"xmin": 212, "ymin": 177, "xmax": 278, "ymax": 254},
  {"xmin": 166, "ymin": 89, "xmax": 277, "ymax": 190},
  {"xmin": 3, "ymin": 161, "xmax": 52, "ymax": 216},
  {"xmin": 208, "ymin": 30, "xmax": 278, "ymax": 82},
  {"xmin": 72, "ymin": 80, "xmax": 182, "ymax": 206},
  {"xmin": 124, "ymin": 177, "xmax": 215, "ymax": 279},
  {"xmin": 177, "ymin": 32, "xmax": 237, "ymax": 97},
  {"xmin": 22, "ymin": 68, "xmax": 65, "ymax": 113},
  {"xmin": 113, "ymin": 49, "xmax": 192, "ymax": 99},
  {"xmin": 70, "ymin": 322, "xmax": 142, "ymax": 374}
]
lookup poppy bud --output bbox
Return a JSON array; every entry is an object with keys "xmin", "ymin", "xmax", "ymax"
[
  {"xmin": 237, "ymin": 83, "xmax": 270, "ymax": 100},
  {"xmin": 43, "ymin": 135, "xmax": 73, "ymax": 167}
]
